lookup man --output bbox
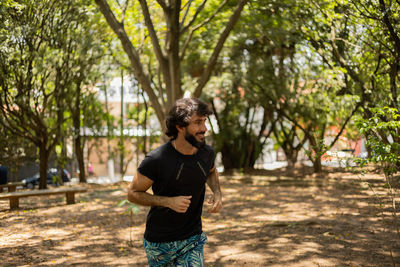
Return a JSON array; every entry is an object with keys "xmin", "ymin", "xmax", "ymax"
[{"xmin": 127, "ymin": 97, "xmax": 222, "ymax": 267}]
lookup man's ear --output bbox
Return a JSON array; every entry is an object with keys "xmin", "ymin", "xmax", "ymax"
[{"xmin": 176, "ymin": 124, "xmax": 185, "ymax": 134}]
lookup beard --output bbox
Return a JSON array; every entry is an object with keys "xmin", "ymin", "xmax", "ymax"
[{"xmin": 184, "ymin": 131, "xmax": 206, "ymax": 149}]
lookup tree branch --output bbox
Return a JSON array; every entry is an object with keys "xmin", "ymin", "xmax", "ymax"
[
  {"xmin": 379, "ymin": 0, "xmax": 400, "ymax": 54},
  {"xmin": 120, "ymin": 0, "xmax": 130, "ymax": 25},
  {"xmin": 351, "ymin": 0, "xmax": 379, "ymax": 20},
  {"xmin": 180, "ymin": 0, "xmax": 196, "ymax": 29},
  {"xmin": 95, "ymin": 0, "xmax": 166, "ymax": 125},
  {"xmin": 156, "ymin": 0, "xmax": 167, "ymax": 10},
  {"xmin": 138, "ymin": 0, "xmax": 168, "ymax": 68},
  {"xmin": 180, "ymin": 0, "xmax": 227, "ymax": 60},
  {"xmin": 261, "ymin": 120, "xmax": 275, "ymax": 146},
  {"xmin": 193, "ymin": 0, "xmax": 248, "ymax": 98},
  {"xmin": 180, "ymin": 0, "xmax": 208, "ymax": 35},
  {"xmin": 329, "ymin": 23, "xmax": 366, "ymax": 87},
  {"xmin": 139, "ymin": 0, "xmax": 175, "ymax": 106},
  {"xmin": 328, "ymin": 102, "xmax": 362, "ymax": 148}
]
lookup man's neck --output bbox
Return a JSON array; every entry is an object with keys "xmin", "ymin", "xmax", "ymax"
[{"xmin": 174, "ymin": 136, "xmax": 198, "ymax": 155}]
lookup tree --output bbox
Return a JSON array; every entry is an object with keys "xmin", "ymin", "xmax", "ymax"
[
  {"xmin": 299, "ymin": 0, "xmax": 399, "ymax": 115},
  {"xmin": 298, "ymin": 0, "xmax": 400, "ymax": 170},
  {"xmin": 349, "ymin": 0, "xmax": 400, "ymax": 110},
  {"xmin": 357, "ymin": 107, "xmax": 400, "ymax": 178},
  {"xmin": 348, "ymin": 0, "xmax": 400, "ymax": 152},
  {"xmin": 0, "ymin": 0, "xmax": 108, "ymax": 188},
  {"xmin": 81, "ymin": 90, "xmax": 113, "ymax": 176},
  {"xmin": 0, "ymin": 1, "xmax": 68, "ymax": 188},
  {"xmin": 267, "ymin": 52, "xmax": 361, "ymax": 173},
  {"xmin": 95, "ymin": 0, "xmax": 248, "ymax": 130},
  {"xmin": 258, "ymin": 62, "xmax": 360, "ymax": 173},
  {"xmin": 296, "ymin": 92, "xmax": 359, "ymax": 173},
  {"xmin": 207, "ymin": 0, "xmax": 304, "ymax": 171},
  {"xmin": 209, "ymin": 77, "xmax": 275, "ymax": 170},
  {"xmin": 65, "ymin": 1, "xmax": 109, "ymax": 183},
  {"xmin": 272, "ymin": 118, "xmax": 307, "ymax": 170}
]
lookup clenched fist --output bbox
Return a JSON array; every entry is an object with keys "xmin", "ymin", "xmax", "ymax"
[
  {"xmin": 167, "ymin": 195, "xmax": 192, "ymax": 213},
  {"xmin": 207, "ymin": 193, "xmax": 222, "ymax": 213}
]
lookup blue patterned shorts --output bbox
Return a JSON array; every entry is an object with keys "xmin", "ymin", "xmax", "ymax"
[{"xmin": 143, "ymin": 232, "xmax": 207, "ymax": 267}]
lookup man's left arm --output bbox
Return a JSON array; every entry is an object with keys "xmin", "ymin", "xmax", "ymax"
[{"xmin": 206, "ymin": 165, "xmax": 222, "ymax": 213}]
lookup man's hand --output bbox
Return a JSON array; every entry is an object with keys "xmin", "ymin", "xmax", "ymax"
[
  {"xmin": 167, "ymin": 196, "xmax": 192, "ymax": 213},
  {"xmin": 207, "ymin": 193, "xmax": 222, "ymax": 213}
]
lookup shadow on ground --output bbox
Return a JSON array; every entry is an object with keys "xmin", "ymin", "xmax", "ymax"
[{"xmin": 0, "ymin": 166, "xmax": 399, "ymax": 266}]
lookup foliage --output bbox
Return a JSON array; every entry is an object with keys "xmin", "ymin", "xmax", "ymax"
[
  {"xmin": 208, "ymin": 73, "xmax": 270, "ymax": 170},
  {"xmin": 0, "ymin": 0, "xmax": 70, "ymax": 188},
  {"xmin": 348, "ymin": 0, "xmax": 400, "ymax": 109},
  {"xmin": 356, "ymin": 107, "xmax": 400, "ymax": 178},
  {"xmin": 117, "ymin": 199, "xmax": 140, "ymax": 246},
  {"xmin": 300, "ymin": 0, "xmax": 400, "ymax": 116},
  {"xmin": 355, "ymin": 107, "xmax": 400, "ymax": 247},
  {"xmin": 0, "ymin": 0, "xmax": 110, "ymax": 188},
  {"xmin": 117, "ymin": 199, "xmax": 141, "ymax": 214},
  {"xmin": 205, "ymin": 0, "xmax": 303, "ymax": 170},
  {"xmin": 206, "ymin": 0, "xmax": 360, "ymax": 171},
  {"xmin": 95, "ymin": 0, "xmax": 248, "ymax": 130},
  {"xmin": 294, "ymin": 80, "xmax": 360, "ymax": 172},
  {"xmin": 1, "ymin": 0, "xmax": 399, "ymax": 178}
]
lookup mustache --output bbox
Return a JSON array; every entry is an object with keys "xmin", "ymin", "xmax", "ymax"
[{"xmin": 196, "ymin": 132, "xmax": 206, "ymax": 135}]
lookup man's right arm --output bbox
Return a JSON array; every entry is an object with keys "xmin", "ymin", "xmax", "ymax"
[{"xmin": 127, "ymin": 171, "xmax": 192, "ymax": 213}]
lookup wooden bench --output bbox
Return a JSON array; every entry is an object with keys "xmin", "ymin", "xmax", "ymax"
[
  {"xmin": 0, "ymin": 187, "xmax": 87, "ymax": 209},
  {"xmin": 0, "ymin": 182, "xmax": 25, "ymax": 193}
]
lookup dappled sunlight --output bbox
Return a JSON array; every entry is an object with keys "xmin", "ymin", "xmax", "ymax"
[
  {"xmin": 0, "ymin": 183, "xmax": 148, "ymax": 266},
  {"xmin": 201, "ymin": 170, "xmax": 399, "ymax": 266},
  {"xmin": 1, "ymin": 171, "xmax": 400, "ymax": 266}
]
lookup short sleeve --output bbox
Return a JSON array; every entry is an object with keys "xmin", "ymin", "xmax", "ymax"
[
  {"xmin": 199, "ymin": 145, "xmax": 215, "ymax": 172},
  {"xmin": 137, "ymin": 155, "xmax": 158, "ymax": 182},
  {"xmin": 209, "ymin": 147, "xmax": 216, "ymax": 169}
]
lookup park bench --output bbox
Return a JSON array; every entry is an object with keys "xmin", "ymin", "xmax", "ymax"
[
  {"xmin": 0, "ymin": 182, "xmax": 25, "ymax": 193},
  {"xmin": 0, "ymin": 187, "xmax": 87, "ymax": 209}
]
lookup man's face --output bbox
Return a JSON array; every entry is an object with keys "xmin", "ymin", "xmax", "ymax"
[{"xmin": 183, "ymin": 114, "xmax": 208, "ymax": 148}]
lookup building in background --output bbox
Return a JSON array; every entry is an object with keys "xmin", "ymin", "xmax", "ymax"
[{"xmin": 82, "ymin": 76, "xmax": 161, "ymax": 179}]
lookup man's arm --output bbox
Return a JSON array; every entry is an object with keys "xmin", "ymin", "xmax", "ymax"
[
  {"xmin": 127, "ymin": 171, "xmax": 192, "ymax": 213},
  {"xmin": 206, "ymin": 166, "xmax": 222, "ymax": 213}
]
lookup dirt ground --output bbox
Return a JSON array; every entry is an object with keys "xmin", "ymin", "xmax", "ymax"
[{"xmin": 1, "ymin": 166, "xmax": 400, "ymax": 266}]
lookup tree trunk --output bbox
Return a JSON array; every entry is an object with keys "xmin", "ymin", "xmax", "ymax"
[
  {"xmin": 75, "ymin": 135, "xmax": 86, "ymax": 183},
  {"xmin": 285, "ymin": 149, "xmax": 298, "ymax": 172},
  {"xmin": 57, "ymin": 136, "xmax": 67, "ymax": 185},
  {"xmin": 73, "ymin": 79, "xmax": 86, "ymax": 183},
  {"xmin": 313, "ymin": 156, "xmax": 322, "ymax": 173},
  {"xmin": 246, "ymin": 151, "xmax": 258, "ymax": 170},
  {"xmin": 243, "ymin": 139, "xmax": 260, "ymax": 170},
  {"xmin": 243, "ymin": 140, "xmax": 254, "ymax": 169},
  {"xmin": 39, "ymin": 142, "xmax": 50, "ymax": 189},
  {"xmin": 165, "ymin": 0, "xmax": 182, "ymax": 107},
  {"xmin": 120, "ymin": 69, "xmax": 125, "ymax": 178},
  {"xmin": 286, "ymin": 157, "xmax": 297, "ymax": 172},
  {"xmin": 221, "ymin": 145, "xmax": 239, "ymax": 171},
  {"xmin": 308, "ymin": 135, "xmax": 323, "ymax": 173},
  {"xmin": 142, "ymin": 91, "xmax": 149, "ymax": 155}
]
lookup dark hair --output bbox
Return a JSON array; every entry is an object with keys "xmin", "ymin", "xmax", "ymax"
[{"xmin": 165, "ymin": 98, "xmax": 213, "ymax": 138}]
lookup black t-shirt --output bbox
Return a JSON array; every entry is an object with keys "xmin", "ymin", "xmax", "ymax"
[{"xmin": 137, "ymin": 140, "xmax": 215, "ymax": 242}]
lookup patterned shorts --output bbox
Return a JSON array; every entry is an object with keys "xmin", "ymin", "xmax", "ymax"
[{"xmin": 143, "ymin": 232, "xmax": 207, "ymax": 267}]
